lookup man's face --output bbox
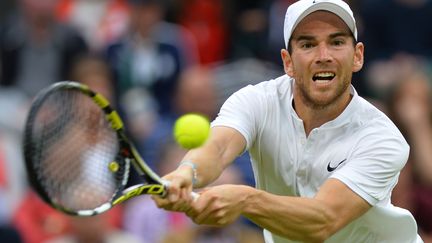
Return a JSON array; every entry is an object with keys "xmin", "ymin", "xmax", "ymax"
[{"xmin": 282, "ymin": 11, "xmax": 364, "ymax": 109}]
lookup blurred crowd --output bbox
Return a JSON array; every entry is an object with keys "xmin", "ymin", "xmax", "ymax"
[{"xmin": 1, "ymin": 0, "xmax": 432, "ymax": 242}]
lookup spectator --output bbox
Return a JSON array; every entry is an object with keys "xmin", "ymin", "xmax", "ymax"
[
  {"xmin": 70, "ymin": 54, "xmax": 115, "ymax": 102},
  {"xmin": 267, "ymin": 0, "xmax": 296, "ymax": 66},
  {"xmin": 0, "ymin": 0, "xmax": 88, "ymax": 98},
  {"xmin": 0, "ymin": 0, "xmax": 16, "ymax": 22},
  {"xmin": 105, "ymin": 0, "xmax": 198, "ymax": 115},
  {"xmin": 121, "ymin": 65, "xmax": 219, "ymax": 169},
  {"xmin": 14, "ymin": 190, "xmax": 126, "ymax": 243},
  {"xmin": 0, "ymin": 87, "xmax": 31, "ymax": 243},
  {"xmin": 123, "ymin": 141, "xmax": 194, "ymax": 243},
  {"xmin": 56, "ymin": 0, "xmax": 130, "ymax": 52},
  {"xmin": 12, "ymin": 191, "xmax": 71, "ymax": 243},
  {"xmin": 225, "ymin": 0, "xmax": 270, "ymax": 61},
  {"xmin": 47, "ymin": 208, "xmax": 140, "ymax": 243},
  {"xmin": 364, "ymin": 53, "xmax": 426, "ymax": 99},
  {"xmin": 386, "ymin": 59, "xmax": 432, "ymax": 242},
  {"xmin": 0, "ymin": 137, "xmax": 23, "ymax": 243},
  {"xmin": 177, "ymin": 0, "xmax": 228, "ymax": 64},
  {"xmin": 173, "ymin": 65, "xmax": 218, "ymax": 120},
  {"xmin": 359, "ymin": 0, "xmax": 432, "ymax": 62}
]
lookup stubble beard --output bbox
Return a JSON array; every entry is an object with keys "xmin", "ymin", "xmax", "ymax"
[{"xmin": 295, "ymin": 77, "xmax": 351, "ymax": 111}]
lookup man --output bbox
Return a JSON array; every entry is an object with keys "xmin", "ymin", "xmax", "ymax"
[{"xmin": 152, "ymin": 0, "xmax": 422, "ymax": 242}]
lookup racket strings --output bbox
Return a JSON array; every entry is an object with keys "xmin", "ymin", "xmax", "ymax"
[{"xmin": 29, "ymin": 89, "xmax": 124, "ymax": 211}]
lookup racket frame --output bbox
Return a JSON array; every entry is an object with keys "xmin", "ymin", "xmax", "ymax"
[{"xmin": 24, "ymin": 81, "xmax": 169, "ymax": 216}]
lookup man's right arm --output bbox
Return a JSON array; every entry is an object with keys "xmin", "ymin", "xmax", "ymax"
[
  {"xmin": 152, "ymin": 126, "xmax": 246, "ymax": 207},
  {"xmin": 184, "ymin": 126, "xmax": 247, "ymax": 187}
]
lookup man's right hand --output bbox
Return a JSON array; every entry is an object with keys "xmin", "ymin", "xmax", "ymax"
[{"xmin": 151, "ymin": 165, "xmax": 196, "ymax": 212}]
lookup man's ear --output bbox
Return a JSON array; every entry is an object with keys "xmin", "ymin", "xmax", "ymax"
[
  {"xmin": 352, "ymin": 42, "xmax": 364, "ymax": 73},
  {"xmin": 281, "ymin": 49, "xmax": 294, "ymax": 76}
]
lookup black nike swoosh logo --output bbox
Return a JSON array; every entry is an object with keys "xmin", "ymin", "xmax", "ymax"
[{"xmin": 327, "ymin": 159, "xmax": 347, "ymax": 172}]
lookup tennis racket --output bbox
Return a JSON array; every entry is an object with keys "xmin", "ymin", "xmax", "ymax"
[{"xmin": 23, "ymin": 81, "xmax": 197, "ymax": 216}]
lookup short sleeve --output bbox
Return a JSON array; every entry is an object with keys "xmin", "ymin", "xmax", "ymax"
[
  {"xmin": 330, "ymin": 126, "xmax": 409, "ymax": 205},
  {"xmin": 211, "ymin": 85, "xmax": 263, "ymax": 151}
]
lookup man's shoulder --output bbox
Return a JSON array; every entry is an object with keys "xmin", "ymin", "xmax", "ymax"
[
  {"xmin": 353, "ymin": 97, "xmax": 407, "ymax": 145},
  {"xmin": 220, "ymin": 75, "xmax": 292, "ymax": 112},
  {"xmin": 240, "ymin": 74, "xmax": 293, "ymax": 96},
  {"xmin": 355, "ymin": 97, "xmax": 396, "ymax": 128},
  {"xmin": 254, "ymin": 74, "xmax": 292, "ymax": 88}
]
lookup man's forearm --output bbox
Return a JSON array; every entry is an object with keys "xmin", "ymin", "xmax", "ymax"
[
  {"xmin": 242, "ymin": 187, "xmax": 335, "ymax": 242},
  {"xmin": 182, "ymin": 142, "xmax": 228, "ymax": 188},
  {"xmin": 179, "ymin": 126, "xmax": 246, "ymax": 188},
  {"xmin": 240, "ymin": 179, "xmax": 371, "ymax": 242}
]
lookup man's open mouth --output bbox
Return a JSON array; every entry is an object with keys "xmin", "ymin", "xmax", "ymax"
[{"xmin": 312, "ymin": 72, "xmax": 335, "ymax": 82}]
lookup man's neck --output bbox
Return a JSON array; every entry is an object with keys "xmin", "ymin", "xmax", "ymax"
[{"xmin": 293, "ymin": 90, "xmax": 352, "ymax": 136}]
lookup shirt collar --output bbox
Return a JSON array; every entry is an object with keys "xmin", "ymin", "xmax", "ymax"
[
  {"xmin": 289, "ymin": 81, "xmax": 360, "ymax": 129},
  {"xmin": 322, "ymin": 85, "xmax": 359, "ymax": 129}
]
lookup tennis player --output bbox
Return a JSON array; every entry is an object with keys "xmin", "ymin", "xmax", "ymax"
[{"xmin": 153, "ymin": 0, "xmax": 423, "ymax": 242}]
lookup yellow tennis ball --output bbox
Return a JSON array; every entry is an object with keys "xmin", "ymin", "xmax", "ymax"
[{"xmin": 173, "ymin": 113, "xmax": 210, "ymax": 149}]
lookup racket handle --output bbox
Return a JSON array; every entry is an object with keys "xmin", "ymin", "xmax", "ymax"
[
  {"xmin": 191, "ymin": 191, "xmax": 200, "ymax": 201},
  {"xmin": 162, "ymin": 180, "xmax": 199, "ymax": 201}
]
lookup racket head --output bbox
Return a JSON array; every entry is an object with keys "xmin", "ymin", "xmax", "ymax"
[{"xmin": 23, "ymin": 81, "xmax": 163, "ymax": 216}]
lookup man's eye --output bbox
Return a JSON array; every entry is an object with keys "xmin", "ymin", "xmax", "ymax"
[
  {"xmin": 301, "ymin": 43, "xmax": 313, "ymax": 49},
  {"xmin": 333, "ymin": 40, "xmax": 345, "ymax": 46}
]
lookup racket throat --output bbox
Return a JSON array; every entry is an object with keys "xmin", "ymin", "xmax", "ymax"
[{"xmin": 113, "ymin": 183, "xmax": 165, "ymax": 205}]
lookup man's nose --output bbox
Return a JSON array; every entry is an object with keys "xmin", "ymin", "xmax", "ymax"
[{"xmin": 315, "ymin": 43, "xmax": 332, "ymax": 64}]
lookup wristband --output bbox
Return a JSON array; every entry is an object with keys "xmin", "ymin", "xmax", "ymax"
[{"xmin": 178, "ymin": 161, "xmax": 198, "ymax": 186}]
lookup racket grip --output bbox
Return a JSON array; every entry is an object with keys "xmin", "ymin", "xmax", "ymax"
[
  {"xmin": 162, "ymin": 179, "xmax": 199, "ymax": 201},
  {"xmin": 191, "ymin": 191, "xmax": 200, "ymax": 201}
]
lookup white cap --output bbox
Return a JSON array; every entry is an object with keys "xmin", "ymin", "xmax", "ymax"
[{"xmin": 283, "ymin": 0, "xmax": 357, "ymax": 48}]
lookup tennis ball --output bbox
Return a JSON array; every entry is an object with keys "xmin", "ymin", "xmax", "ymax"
[{"xmin": 173, "ymin": 113, "xmax": 210, "ymax": 149}]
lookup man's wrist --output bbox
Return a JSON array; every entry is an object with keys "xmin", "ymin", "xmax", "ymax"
[
  {"xmin": 242, "ymin": 186, "xmax": 262, "ymax": 216},
  {"xmin": 178, "ymin": 161, "xmax": 198, "ymax": 186}
]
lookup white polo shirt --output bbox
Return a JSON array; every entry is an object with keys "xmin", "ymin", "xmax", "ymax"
[{"xmin": 212, "ymin": 75, "xmax": 422, "ymax": 243}]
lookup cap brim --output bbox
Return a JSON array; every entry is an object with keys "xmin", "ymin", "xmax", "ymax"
[{"xmin": 291, "ymin": 2, "xmax": 357, "ymax": 41}]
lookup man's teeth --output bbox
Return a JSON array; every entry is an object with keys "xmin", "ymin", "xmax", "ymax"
[
  {"xmin": 316, "ymin": 72, "xmax": 334, "ymax": 77},
  {"xmin": 313, "ymin": 72, "xmax": 335, "ymax": 81}
]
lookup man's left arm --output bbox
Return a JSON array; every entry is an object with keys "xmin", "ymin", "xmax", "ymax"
[{"xmin": 187, "ymin": 178, "xmax": 370, "ymax": 243}]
